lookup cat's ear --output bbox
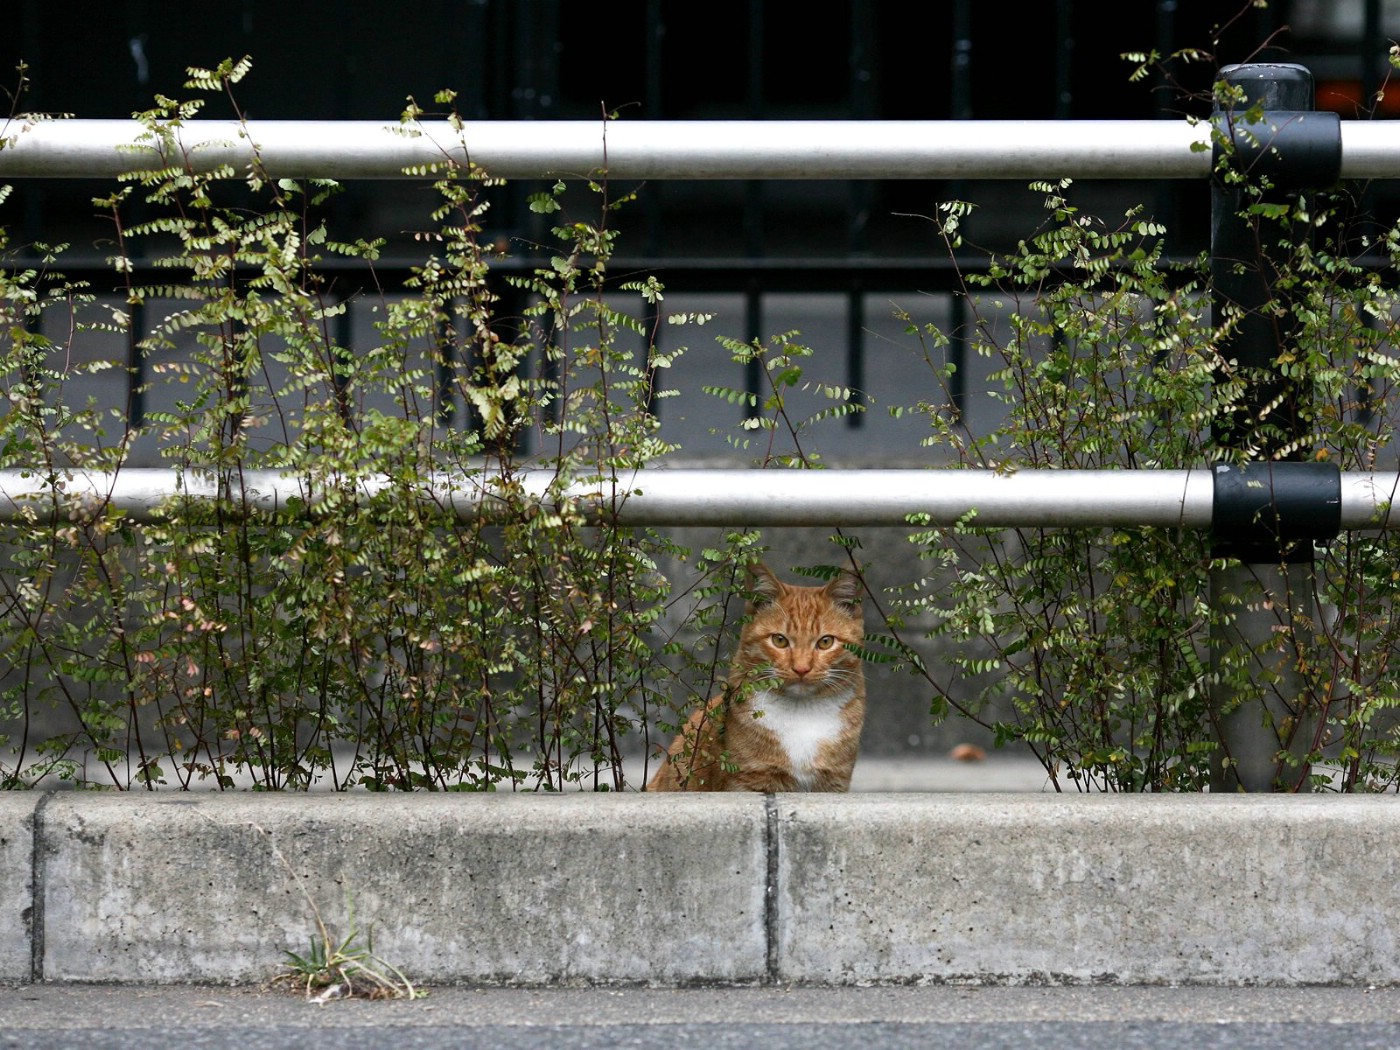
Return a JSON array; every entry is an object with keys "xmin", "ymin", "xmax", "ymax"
[
  {"xmin": 825, "ymin": 568, "xmax": 863, "ymax": 611},
  {"xmin": 747, "ymin": 563, "xmax": 782, "ymax": 608}
]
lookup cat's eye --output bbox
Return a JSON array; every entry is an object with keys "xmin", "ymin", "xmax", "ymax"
[
  {"xmin": 771, "ymin": 633, "xmax": 790, "ymax": 648},
  {"xmin": 816, "ymin": 635, "xmax": 836, "ymax": 650}
]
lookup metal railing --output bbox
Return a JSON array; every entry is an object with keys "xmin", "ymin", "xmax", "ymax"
[
  {"xmin": 2, "ymin": 466, "xmax": 1397, "ymax": 530},
  {"xmin": 3, "ymin": 115, "xmax": 1399, "ymax": 181},
  {"xmin": 4, "ymin": 63, "xmax": 1400, "ymax": 789}
]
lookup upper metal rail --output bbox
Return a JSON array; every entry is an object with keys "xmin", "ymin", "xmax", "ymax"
[
  {"xmin": 1, "ymin": 467, "xmax": 1396, "ymax": 530},
  {"xmin": 0, "ymin": 118, "xmax": 1218, "ymax": 181},
  {"xmin": 3, "ymin": 117, "xmax": 1396, "ymax": 182}
]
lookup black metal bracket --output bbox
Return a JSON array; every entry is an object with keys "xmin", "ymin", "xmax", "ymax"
[
  {"xmin": 1211, "ymin": 461, "xmax": 1341, "ymax": 562},
  {"xmin": 1211, "ymin": 109, "xmax": 1342, "ymax": 190}
]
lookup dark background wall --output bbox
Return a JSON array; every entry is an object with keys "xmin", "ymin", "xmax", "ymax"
[
  {"xmin": 6, "ymin": 1, "xmax": 1395, "ymax": 267},
  {"xmin": 7, "ymin": 1, "xmax": 1395, "ymax": 441}
]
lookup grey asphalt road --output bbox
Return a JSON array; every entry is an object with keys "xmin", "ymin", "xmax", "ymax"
[{"xmin": 7, "ymin": 984, "xmax": 1400, "ymax": 1049}]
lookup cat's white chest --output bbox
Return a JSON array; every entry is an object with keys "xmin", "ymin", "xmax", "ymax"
[{"xmin": 749, "ymin": 688, "xmax": 850, "ymax": 790}]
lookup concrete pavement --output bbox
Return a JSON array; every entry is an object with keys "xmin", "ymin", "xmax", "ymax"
[{"xmin": 8, "ymin": 985, "xmax": 1400, "ymax": 1050}]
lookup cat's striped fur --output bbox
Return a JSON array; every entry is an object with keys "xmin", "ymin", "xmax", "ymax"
[{"xmin": 647, "ymin": 564, "xmax": 865, "ymax": 792}]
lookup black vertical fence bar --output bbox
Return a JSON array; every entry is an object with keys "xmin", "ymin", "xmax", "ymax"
[
  {"xmin": 845, "ymin": 286, "xmax": 865, "ymax": 430},
  {"xmin": 644, "ymin": 0, "xmax": 665, "ymax": 253},
  {"xmin": 126, "ymin": 302, "xmax": 146, "ymax": 432},
  {"xmin": 1045, "ymin": 1, "xmax": 1074, "ymax": 381},
  {"xmin": 1362, "ymin": 0, "xmax": 1383, "ymax": 106},
  {"xmin": 1054, "ymin": 0, "xmax": 1073, "ymax": 119},
  {"xmin": 444, "ymin": 0, "xmax": 494, "ymax": 430},
  {"xmin": 745, "ymin": 278, "xmax": 762, "ymax": 418},
  {"xmin": 642, "ymin": 0, "xmax": 665, "ymax": 419},
  {"xmin": 1356, "ymin": 0, "xmax": 1383, "ymax": 426},
  {"xmin": 1152, "ymin": 1, "xmax": 1183, "ymax": 284},
  {"xmin": 742, "ymin": 0, "xmax": 765, "ymax": 420},
  {"xmin": 845, "ymin": 0, "xmax": 875, "ymax": 430},
  {"xmin": 945, "ymin": 0, "xmax": 973, "ymax": 424},
  {"xmin": 124, "ymin": 200, "xmax": 150, "ymax": 432},
  {"xmin": 501, "ymin": 0, "xmax": 557, "ymax": 455}
]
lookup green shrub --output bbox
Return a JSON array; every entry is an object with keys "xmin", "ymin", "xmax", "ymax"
[
  {"xmin": 890, "ymin": 164, "xmax": 1400, "ymax": 791},
  {"xmin": 0, "ymin": 60, "xmax": 736, "ymax": 790}
]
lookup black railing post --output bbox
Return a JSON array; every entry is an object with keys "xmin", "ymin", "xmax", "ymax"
[{"xmin": 1207, "ymin": 63, "xmax": 1343, "ymax": 792}]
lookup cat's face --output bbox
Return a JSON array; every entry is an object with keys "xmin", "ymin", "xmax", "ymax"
[{"xmin": 738, "ymin": 565, "xmax": 864, "ymax": 698}]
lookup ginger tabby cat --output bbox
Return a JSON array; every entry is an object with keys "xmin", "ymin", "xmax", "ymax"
[{"xmin": 648, "ymin": 564, "xmax": 865, "ymax": 792}]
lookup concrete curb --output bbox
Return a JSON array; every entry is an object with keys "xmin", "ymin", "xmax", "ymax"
[{"xmin": 7, "ymin": 793, "xmax": 1400, "ymax": 986}]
